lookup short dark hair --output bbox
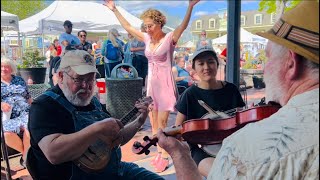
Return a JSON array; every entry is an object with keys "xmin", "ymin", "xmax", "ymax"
[
  {"xmin": 78, "ymin": 30, "xmax": 87, "ymax": 36},
  {"xmin": 63, "ymin": 20, "xmax": 72, "ymax": 26}
]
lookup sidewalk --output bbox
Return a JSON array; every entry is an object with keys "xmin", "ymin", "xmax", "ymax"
[{"xmin": 1, "ymin": 87, "xmax": 266, "ymax": 180}]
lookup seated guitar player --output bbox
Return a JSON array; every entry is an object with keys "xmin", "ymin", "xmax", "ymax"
[
  {"xmin": 174, "ymin": 45, "xmax": 245, "ymax": 178},
  {"xmin": 28, "ymin": 50, "xmax": 164, "ymax": 180}
]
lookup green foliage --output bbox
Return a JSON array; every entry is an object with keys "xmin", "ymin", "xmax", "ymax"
[
  {"xmin": 242, "ymin": 49, "xmax": 267, "ymax": 70},
  {"xmin": 18, "ymin": 50, "xmax": 46, "ymax": 68},
  {"xmin": 1, "ymin": 0, "xmax": 47, "ymax": 20},
  {"xmin": 258, "ymin": 0, "xmax": 302, "ymax": 14}
]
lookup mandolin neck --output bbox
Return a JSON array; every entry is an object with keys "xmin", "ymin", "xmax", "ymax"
[{"xmin": 120, "ymin": 107, "xmax": 139, "ymax": 125}]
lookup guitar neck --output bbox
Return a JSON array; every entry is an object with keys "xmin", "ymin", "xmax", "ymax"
[{"xmin": 120, "ymin": 107, "xmax": 139, "ymax": 125}]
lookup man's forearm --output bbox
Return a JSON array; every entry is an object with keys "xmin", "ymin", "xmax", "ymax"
[
  {"xmin": 172, "ymin": 153, "xmax": 202, "ymax": 180},
  {"xmin": 39, "ymin": 125, "xmax": 99, "ymax": 164}
]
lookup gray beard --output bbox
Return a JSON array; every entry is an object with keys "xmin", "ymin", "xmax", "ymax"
[{"xmin": 61, "ymin": 79, "xmax": 96, "ymax": 106}]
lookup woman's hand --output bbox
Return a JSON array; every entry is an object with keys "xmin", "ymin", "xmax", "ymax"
[
  {"xmin": 189, "ymin": 0, "xmax": 200, "ymax": 7},
  {"xmin": 1, "ymin": 102, "xmax": 12, "ymax": 112},
  {"xmin": 104, "ymin": 0, "xmax": 116, "ymax": 11}
]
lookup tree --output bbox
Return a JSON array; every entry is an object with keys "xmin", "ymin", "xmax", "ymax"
[
  {"xmin": 258, "ymin": 0, "xmax": 302, "ymax": 19},
  {"xmin": 1, "ymin": 0, "xmax": 47, "ymax": 20}
]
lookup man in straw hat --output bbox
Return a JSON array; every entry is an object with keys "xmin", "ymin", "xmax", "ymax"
[
  {"xmin": 28, "ymin": 50, "xmax": 164, "ymax": 179},
  {"xmin": 155, "ymin": 1, "xmax": 319, "ymax": 179}
]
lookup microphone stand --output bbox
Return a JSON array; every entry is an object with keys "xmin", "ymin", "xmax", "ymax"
[{"xmin": 1, "ymin": 113, "xmax": 13, "ymax": 180}]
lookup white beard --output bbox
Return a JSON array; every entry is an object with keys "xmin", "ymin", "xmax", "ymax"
[
  {"xmin": 61, "ymin": 79, "xmax": 96, "ymax": 106},
  {"xmin": 264, "ymin": 67, "xmax": 284, "ymax": 103}
]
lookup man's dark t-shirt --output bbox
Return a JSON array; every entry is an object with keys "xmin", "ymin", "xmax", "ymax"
[{"xmin": 28, "ymin": 85, "xmax": 110, "ymax": 180}]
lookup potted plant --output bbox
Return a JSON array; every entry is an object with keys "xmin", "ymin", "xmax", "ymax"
[{"xmin": 17, "ymin": 49, "xmax": 47, "ymax": 84}]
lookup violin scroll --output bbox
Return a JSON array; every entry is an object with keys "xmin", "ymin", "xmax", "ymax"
[{"xmin": 132, "ymin": 136, "xmax": 158, "ymax": 155}]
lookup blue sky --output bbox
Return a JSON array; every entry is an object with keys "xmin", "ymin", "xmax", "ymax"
[{"xmin": 114, "ymin": 1, "xmax": 260, "ymax": 20}]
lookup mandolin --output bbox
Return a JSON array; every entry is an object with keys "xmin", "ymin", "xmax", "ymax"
[
  {"xmin": 73, "ymin": 96, "xmax": 153, "ymax": 173},
  {"xmin": 132, "ymin": 99, "xmax": 281, "ymax": 155}
]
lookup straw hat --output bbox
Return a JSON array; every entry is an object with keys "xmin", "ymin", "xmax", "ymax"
[{"xmin": 257, "ymin": 1, "xmax": 319, "ymax": 64}]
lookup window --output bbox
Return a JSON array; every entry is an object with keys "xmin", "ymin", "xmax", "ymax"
[
  {"xmin": 271, "ymin": 13, "xmax": 276, "ymax": 24},
  {"xmin": 241, "ymin": 15, "xmax": 246, "ymax": 26},
  {"xmin": 254, "ymin": 14, "xmax": 263, "ymax": 25},
  {"xmin": 196, "ymin": 20, "xmax": 202, "ymax": 30},
  {"xmin": 209, "ymin": 19, "xmax": 216, "ymax": 29}
]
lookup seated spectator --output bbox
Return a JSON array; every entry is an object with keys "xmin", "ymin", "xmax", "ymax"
[
  {"xmin": 172, "ymin": 56, "xmax": 193, "ymax": 90},
  {"xmin": 1, "ymin": 56, "xmax": 32, "ymax": 167}
]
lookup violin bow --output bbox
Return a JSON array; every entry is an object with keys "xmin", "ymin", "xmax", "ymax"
[{"xmin": 198, "ymin": 100, "xmax": 219, "ymax": 115}]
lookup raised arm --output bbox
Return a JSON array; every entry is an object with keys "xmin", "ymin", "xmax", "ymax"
[
  {"xmin": 104, "ymin": 0, "xmax": 144, "ymax": 42},
  {"xmin": 172, "ymin": 0, "xmax": 200, "ymax": 44}
]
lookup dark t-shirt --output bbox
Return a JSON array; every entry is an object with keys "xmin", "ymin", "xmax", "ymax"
[
  {"xmin": 28, "ymin": 85, "xmax": 110, "ymax": 180},
  {"xmin": 175, "ymin": 82, "xmax": 245, "ymax": 120}
]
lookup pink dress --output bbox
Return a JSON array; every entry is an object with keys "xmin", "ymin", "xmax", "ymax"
[{"xmin": 143, "ymin": 32, "xmax": 178, "ymax": 111}]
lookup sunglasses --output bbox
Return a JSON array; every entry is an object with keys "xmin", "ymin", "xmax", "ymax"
[
  {"xmin": 80, "ymin": 35, "xmax": 86, "ymax": 38},
  {"xmin": 65, "ymin": 25, "xmax": 72, "ymax": 28}
]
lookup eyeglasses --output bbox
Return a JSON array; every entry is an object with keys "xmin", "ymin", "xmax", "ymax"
[
  {"xmin": 80, "ymin": 35, "xmax": 86, "ymax": 38},
  {"xmin": 64, "ymin": 72, "xmax": 95, "ymax": 85},
  {"xmin": 201, "ymin": 33, "xmax": 206, "ymax": 35}
]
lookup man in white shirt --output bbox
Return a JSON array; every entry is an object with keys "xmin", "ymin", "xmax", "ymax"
[{"xmin": 156, "ymin": 1, "xmax": 319, "ymax": 179}]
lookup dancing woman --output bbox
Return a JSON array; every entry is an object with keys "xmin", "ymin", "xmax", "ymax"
[{"xmin": 104, "ymin": 0, "xmax": 199, "ymax": 172}]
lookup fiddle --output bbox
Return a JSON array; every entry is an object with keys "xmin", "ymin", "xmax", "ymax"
[{"xmin": 132, "ymin": 98, "xmax": 281, "ymax": 155}]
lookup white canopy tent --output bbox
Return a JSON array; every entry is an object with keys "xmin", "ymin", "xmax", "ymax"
[
  {"xmin": 19, "ymin": 1, "xmax": 173, "ymax": 35},
  {"xmin": 1, "ymin": 11, "xmax": 19, "ymax": 31},
  {"xmin": 212, "ymin": 28, "xmax": 267, "ymax": 44},
  {"xmin": 1, "ymin": 11, "xmax": 22, "ymax": 57}
]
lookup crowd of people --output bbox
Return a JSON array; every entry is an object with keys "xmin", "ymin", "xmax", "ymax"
[{"xmin": 1, "ymin": 0, "xmax": 318, "ymax": 180}]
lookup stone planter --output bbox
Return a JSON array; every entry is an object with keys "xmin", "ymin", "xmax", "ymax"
[
  {"xmin": 240, "ymin": 69, "xmax": 264, "ymax": 87},
  {"xmin": 17, "ymin": 67, "xmax": 47, "ymax": 84}
]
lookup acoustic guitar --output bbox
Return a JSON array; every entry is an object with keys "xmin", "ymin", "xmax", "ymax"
[{"xmin": 73, "ymin": 96, "xmax": 153, "ymax": 173}]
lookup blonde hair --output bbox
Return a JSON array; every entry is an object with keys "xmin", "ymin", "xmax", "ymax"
[
  {"xmin": 140, "ymin": 9, "xmax": 166, "ymax": 28},
  {"xmin": 1, "ymin": 56, "xmax": 17, "ymax": 75},
  {"xmin": 108, "ymin": 28, "xmax": 120, "ymax": 47}
]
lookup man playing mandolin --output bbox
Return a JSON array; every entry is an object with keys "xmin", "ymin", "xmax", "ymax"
[
  {"xmin": 157, "ymin": 1, "xmax": 319, "ymax": 180},
  {"xmin": 28, "ymin": 50, "xmax": 164, "ymax": 179}
]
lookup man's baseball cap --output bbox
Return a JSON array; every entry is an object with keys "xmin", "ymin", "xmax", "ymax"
[
  {"xmin": 63, "ymin": 20, "xmax": 73, "ymax": 26},
  {"xmin": 59, "ymin": 50, "xmax": 100, "ymax": 77}
]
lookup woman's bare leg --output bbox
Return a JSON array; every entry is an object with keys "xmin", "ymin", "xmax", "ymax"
[
  {"xmin": 157, "ymin": 111, "xmax": 170, "ymax": 158},
  {"xmin": 22, "ymin": 129, "xmax": 31, "ymax": 160},
  {"xmin": 149, "ymin": 110, "xmax": 161, "ymax": 153},
  {"xmin": 4, "ymin": 132, "xmax": 24, "ymax": 153}
]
